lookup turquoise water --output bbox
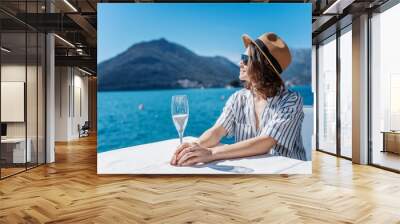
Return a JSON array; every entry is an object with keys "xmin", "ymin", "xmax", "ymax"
[{"xmin": 97, "ymin": 86, "xmax": 313, "ymax": 153}]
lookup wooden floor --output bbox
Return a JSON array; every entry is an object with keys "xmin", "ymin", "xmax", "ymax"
[
  {"xmin": 0, "ymin": 167, "xmax": 26, "ymax": 178},
  {"xmin": 372, "ymin": 151, "xmax": 400, "ymax": 171},
  {"xmin": 1, "ymin": 135, "xmax": 400, "ymax": 224},
  {"xmin": 1, "ymin": 163, "xmax": 45, "ymax": 178}
]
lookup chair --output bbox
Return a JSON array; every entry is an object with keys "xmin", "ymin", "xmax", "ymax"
[{"xmin": 78, "ymin": 121, "xmax": 90, "ymax": 138}]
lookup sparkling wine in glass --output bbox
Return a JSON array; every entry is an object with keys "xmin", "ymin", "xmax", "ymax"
[{"xmin": 171, "ymin": 95, "xmax": 189, "ymax": 144}]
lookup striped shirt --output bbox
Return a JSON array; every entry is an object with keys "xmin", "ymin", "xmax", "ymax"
[{"xmin": 215, "ymin": 87, "xmax": 307, "ymax": 161}]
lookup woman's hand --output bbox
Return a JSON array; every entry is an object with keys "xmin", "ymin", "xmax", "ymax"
[
  {"xmin": 170, "ymin": 142, "xmax": 213, "ymax": 166},
  {"xmin": 170, "ymin": 142, "xmax": 197, "ymax": 165},
  {"xmin": 176, "ymin": 143, "xmax": 213, "ymax": 166}
]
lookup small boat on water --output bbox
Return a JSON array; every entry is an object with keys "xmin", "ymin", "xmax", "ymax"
[{"xmin": 138, "ymin": 104, "xmax": 144, "ymax": 110}]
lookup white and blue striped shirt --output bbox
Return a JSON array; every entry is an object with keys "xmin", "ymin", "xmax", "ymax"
[{"xmin": 215, "ymin": 87, "xmax": 306, "ymax": 161}]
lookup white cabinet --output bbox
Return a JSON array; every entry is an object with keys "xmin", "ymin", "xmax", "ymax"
[{"xmin": 1, "ymin": 138, "xmax": 32, "ymax": 163}]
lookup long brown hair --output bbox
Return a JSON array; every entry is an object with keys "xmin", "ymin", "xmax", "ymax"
[{"xmin": 244, "ymin": 42, "xmax": 284, "ymax": 99}]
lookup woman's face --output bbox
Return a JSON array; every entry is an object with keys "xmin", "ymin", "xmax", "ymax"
[{"xmin": 239, "ymin": 47, "xmax": 250, "ymax": 82}]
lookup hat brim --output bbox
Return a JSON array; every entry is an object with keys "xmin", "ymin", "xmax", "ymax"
[{"xmin": 241, "ymin": 34, "xmax": 254, "ymax": 49}]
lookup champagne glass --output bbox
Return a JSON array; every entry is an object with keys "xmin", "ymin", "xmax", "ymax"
[{"xmin": 171, "ymin": 95, "xmax": 189, "ymax": 144}]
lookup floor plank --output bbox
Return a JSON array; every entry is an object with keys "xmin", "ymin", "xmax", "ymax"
[{"xmin": 1, "ymin": 135, "xmax": 400, "ymax": 223}]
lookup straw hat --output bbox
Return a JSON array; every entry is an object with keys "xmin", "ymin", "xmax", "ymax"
[{"xmin": 242, "ymin": 32, "xmax": 291, "ymax": 75}]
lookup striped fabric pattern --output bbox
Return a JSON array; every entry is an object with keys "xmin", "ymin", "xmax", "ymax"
[{"xmin": 215, "ymin": 88, "xmax": 307, "ymax": 161}]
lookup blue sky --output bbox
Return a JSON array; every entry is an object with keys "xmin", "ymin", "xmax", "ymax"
[{"xmin": 98, "ymin": 3, "xmax": 311, "ymax": 64}]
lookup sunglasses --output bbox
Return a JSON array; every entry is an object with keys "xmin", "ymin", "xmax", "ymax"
[{"xmin": 241, "ymin": 54, "xmax": 249, "ymax": 65}]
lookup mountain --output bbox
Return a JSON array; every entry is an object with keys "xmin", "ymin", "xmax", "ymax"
[
  {"xmin": 98, "ymin": 38, "xmax": 311, "ymax": 91},
  {"xmin": 98, "ymin": 38, "xmax": 239, "ymax": 91},
  {"xmin": 281, "ymin": 48, "xmax": 311, "ymax": 87}
]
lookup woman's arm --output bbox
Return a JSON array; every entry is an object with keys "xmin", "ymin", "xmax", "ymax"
[
  {"xmin": 176, "ymin": 136, "xmax": 277, "ymax": 166},
  {"xmin": 170, "ymin": 124, "xmax": 226, "ymax": 165},
  {"xmin": 196, "ymin": 124, "xmax": 227, "ymax": 148},
  {"xmin": 210, "ymin": 136, "xmax": 276, "ymax": 161}
]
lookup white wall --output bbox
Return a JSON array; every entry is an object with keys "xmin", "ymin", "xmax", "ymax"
[
  {"xmin": 71, "ymin": 73, "xmax": 89, "ymax": 138},
  {"xmin": 55, "ymin": 67, "xmax": 89, "ymax": 141},
  {"xmin": 1, "ymin": 63, "xmax": 46, "ymax": 164},
  {"xmin": 1, "ymin": 82, "xmax": 25, "ymax": 122},
  {"xmin": 55, "ymin": 66, "xmax": 70, "ymax": 141},
  {"xmin": 1, "ymin": 65, "xmax": 38, "ymax": 138},
  {"xmin": 1, "ymin": 65, "xmax": 26, "ymax": 134}
]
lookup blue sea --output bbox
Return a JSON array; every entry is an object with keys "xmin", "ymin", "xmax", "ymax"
[{"xmin": 97, "ymin": 86, "xmax": 313, "ymax": 153}]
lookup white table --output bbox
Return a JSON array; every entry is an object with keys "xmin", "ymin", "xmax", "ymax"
[
  {"xmin": 1, "ymin": 138, "xmax": 31, "ymax": 163},
  {"xmin": 98, "ymin": 137, "xmax": 311, "ymax": 174}
]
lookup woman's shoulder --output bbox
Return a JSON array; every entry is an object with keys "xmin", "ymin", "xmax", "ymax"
[
  {"xmin": 279, "ymin": 88, "xmax": 304, "ymax": 107},
  {"xmin": 224, "ymin": 88, "xmax": 251, "ymax": 108},
  {"xmin": 229, "ymin": 88, "xmax": 251, "ymax": 100},
  {"xmin": 284, "ymin": 88, "xmax": 302, "ymax": 98}
]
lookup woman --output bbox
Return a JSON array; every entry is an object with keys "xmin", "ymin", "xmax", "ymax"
[{"xmin": 170, "ymin": 32, "xmax": 306, "ymax": 166}]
